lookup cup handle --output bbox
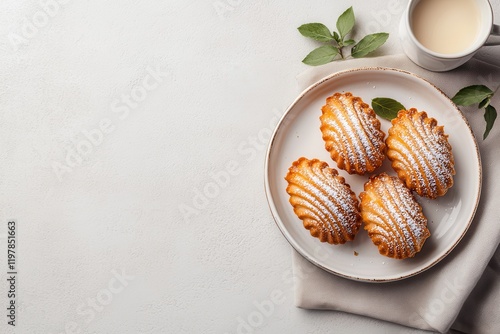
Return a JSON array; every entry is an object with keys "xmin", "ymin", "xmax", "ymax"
[{"xmin": 485, "ymin": 24, "xmax": 500, "ymax": 46}]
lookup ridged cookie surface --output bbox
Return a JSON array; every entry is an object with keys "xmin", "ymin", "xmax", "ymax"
[
  {"xmin": 320, "ymin": 92, "xmax": 386, "ymax": 175},
  {"xmin": 360, "ymin": 173, "xmax": 430, "ymax": 259},
  {"xmin": 386, "ymin": 108, "xmax": 455, "ymax": 199},
  {"xmin": 285, "ymin": 158, "xmax": 361, "ymax": 244}
]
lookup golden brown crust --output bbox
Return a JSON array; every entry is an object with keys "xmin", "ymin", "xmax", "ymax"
[
  {"xmin": 360, "ymin": 173, "xmax": 430, "ymax": 259},
  {"xmin": 386, "ymin": 108, "xmax": 455, "ymax": 199},
  {"xmin": 285, "ymin": 157, "xmax": 361, "ymax": 244},
  {"xmin": 320, "ymin": 92, "xmax": 386, "ymax": 175}
]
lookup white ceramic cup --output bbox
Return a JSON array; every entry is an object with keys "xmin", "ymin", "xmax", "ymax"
[{"xmin": 399, "ymin": 0, "xmax": 500, "ymax": 71}]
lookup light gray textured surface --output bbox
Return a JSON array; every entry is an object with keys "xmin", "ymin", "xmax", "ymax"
[{"xmin": 0, "ymin": 0, "xmax": 498, "ymax": 333}]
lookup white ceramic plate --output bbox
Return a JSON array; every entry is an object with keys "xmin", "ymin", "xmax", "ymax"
[{"xmin": 265, "ymin": 67, "xmax": 482, "ymax": 282}]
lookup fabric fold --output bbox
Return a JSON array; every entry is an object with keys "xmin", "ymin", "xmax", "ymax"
[{"xmin": 291, "ymin": 54, "xmax": 500, "ymax": 333}]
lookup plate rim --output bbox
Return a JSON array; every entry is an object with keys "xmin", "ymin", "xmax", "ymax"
[{"xmin": 264, "ymin": 66, "xmax": 483, "ymax": 283}]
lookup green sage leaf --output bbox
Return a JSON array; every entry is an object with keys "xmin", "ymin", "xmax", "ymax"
[
  {"xmin": 302, "ymin": 45, "xmax": 339, "ymax": 66},
  {"xmin": 351, "ymin": 32, "xmax": 389, "ymax": 58},
  {"xmin": 298, "ymin": 23, "xmax": 334, "ymax": 42},
  {"xmin": 478, "ymin": 97, "xmax": 491, "ymax": 109},
  {"xmin": 483, "ymin": 105, "xmax": 497, "ymax": 139},
  {"xmin": 342, "ymin": 39, "xmax": 355, "ymax": 46},
  {"xmin": 371, "ymin": 97, "xmax": 406, "ymax": 120},
  {"xmin": 333, "ymin": 31, "xmax": 340, "ymax": 43},
  {"xmin": 336, "ymin": 6, "xmax": 355, "ymax": 38},
  {"xmin": 452, "ymin": 85, "xmax": 493, "ymax": 106}
]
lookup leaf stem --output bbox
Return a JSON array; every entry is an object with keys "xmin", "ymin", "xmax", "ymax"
[{"xmin": 338, "ymin": 46, "xmax": 344, "ymax": 59}]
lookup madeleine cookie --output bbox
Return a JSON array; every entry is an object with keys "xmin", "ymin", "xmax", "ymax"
[
  {"xmin": 285, "ymin": 158, "xmax": 361, "ymax": 244},
  {"xmin": 386, "ymin": 108, "xmax": 455, "ymax": 199},
  {"xmin": 320, "ymin": 92, "xmax": 386, "ymax": 175},
  {"xmin": 360, "ymin": 173, "xmax": 430, "ymax": 259}
]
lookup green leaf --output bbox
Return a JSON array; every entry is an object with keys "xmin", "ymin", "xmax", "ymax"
[
  {"xmin": 371, "ymin": 97, "xmax": 406, "ymax": 120},
  {"xmin": 298, "ymin": 23, "xmax": 334, "ymax": 42},
  {"xmin": 452, "ymin": 85, "xmax": 493, "ymax": 106},
  {"xmin": 302, "ymin": 45, "xmax": 339, "ymax": 66},
  {"xmin": 343, "ymin": 39, "xmax": 355, "ymax": 46},
  {"xmin": 483, "ymin": 105, "xmax": 497, "ymax": 139},
  {"xmin": 478, "ymin": 97, "xmax": 491, "ymax": 109},
  {"xmin": 333, "ymin": 31, "xmax": 340, "ymax": 43},
  {"xmin": 336, "ymin": 6, "xmax": 355, "ymax": 38},
  {"xmin": 351, "ymin": 32, "xmax": 389, "ymax": 58}
]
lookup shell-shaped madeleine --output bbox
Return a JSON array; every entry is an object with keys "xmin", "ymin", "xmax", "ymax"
[
  {"xmin": 386, "ymin": 108, "xmax": 455, "ymax": 199},
  {"xmin": 360, "ymin": 173, "xmax": 430, "ymax": 259},
  {"xmin": 320, "ymin": 92, "xmax": 386, "ymax": 175},
  {"xmin": 285, "ymin": 158, "xmax": 361, "ymax": 244}
]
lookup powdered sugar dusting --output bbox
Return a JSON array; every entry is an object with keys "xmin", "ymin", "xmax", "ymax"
[
  {"xmin": 320, "ymin": 93, "xmax": 385, "ymax": 174},
  {"xmin": 361, "ymin": 173, "xmax": 430, "ymax": 259},
  {"xmin": 285, "ymin": 158, "xmax": 361, "ymax": 244},
  {"xmin": 387, "ymin": 109, "xmax": 454, "ymax": 198}
]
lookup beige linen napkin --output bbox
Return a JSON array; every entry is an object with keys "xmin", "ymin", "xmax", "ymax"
[{"xmin": 292, "ymin": 54, "xmax": 500, "ymax": 334}]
